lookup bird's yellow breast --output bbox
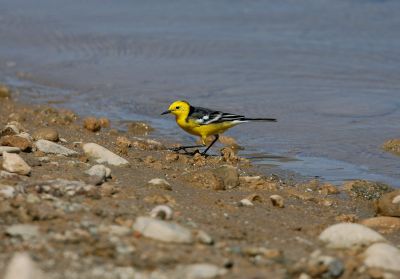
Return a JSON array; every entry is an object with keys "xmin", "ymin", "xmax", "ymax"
[{"xmin": 176, "ymin": 117, "xmax": 237, "ymax": 139}]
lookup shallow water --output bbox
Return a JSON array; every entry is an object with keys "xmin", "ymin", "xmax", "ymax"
[{"xmin": 1, "ymin": 0, "xmax": 400, "ymax": 186}]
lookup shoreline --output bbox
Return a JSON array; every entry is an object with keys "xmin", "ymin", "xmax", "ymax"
[{"xmin": 1, "ymin": 85, "xmax": 400, "ymax": 278}]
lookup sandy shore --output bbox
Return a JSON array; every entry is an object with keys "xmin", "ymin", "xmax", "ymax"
[{"xmin": 1, "ymin": 86, "xmax": 400, "ymax": 279}]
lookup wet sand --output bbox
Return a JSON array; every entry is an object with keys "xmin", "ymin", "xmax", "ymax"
[{"xmin": 1, "ymin": 88, "xmax": 400, "ymax": 278}]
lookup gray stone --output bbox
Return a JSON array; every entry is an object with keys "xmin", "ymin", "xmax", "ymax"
[
  {"xmin": 0, "ymin": 146, "xmax": 21, "ymax": 155},
  {"xmin": 195, "ymin": 230, "xmax": 214, "ymax": 245},
  {"xmin": 133, "ymin": 216, "xmax": 193, "ymax": 244},
  {"xmin": 85, "ymin": 164, "xmax": 111, "ymax": 184},
  {"xmin": 35, "ymin": 140, "xmax": 77, "ymax": 156},
  {"xmin": 2, "ymin": 152, "xmax": 31, "ymax": 175},
  {"xmin": 3, "ymin": 253, "xmax": 47, "ymax": 279},
  {"xmin": 319, "ymin": 223, "xmax": 386, "ymax": 248},
  {"xmin": 364, "ymin": 243, "xmax": 400, "ymax": 272},
  {"xmin": 83, "ymin": 143, "xmax": 129, "ymax": 166},
  {"xmin": 6, "ymin": 224, "xmax": 40, "ymax": 240}
]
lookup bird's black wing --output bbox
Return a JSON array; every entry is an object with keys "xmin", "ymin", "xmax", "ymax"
[{"xmin": 188, "ymin": 106, "xmax": 246, "ymax": 125}]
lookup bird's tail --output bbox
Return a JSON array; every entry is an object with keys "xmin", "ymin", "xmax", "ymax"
[{"xmin": 243, "ymin": 118, "xmax": 277, "ymax": 122}]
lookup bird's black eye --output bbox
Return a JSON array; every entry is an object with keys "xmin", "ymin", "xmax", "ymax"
[{"xmin": 175, "ymin": 106, "xmax": 180, "ymax": 109}]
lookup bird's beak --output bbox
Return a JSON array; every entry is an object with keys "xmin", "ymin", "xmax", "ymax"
[{"xmin": 161, "ymin": 110, "xmax": 171, "ymax": 115}]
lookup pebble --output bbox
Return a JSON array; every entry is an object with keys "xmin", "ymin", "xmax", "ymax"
[
  {"xmin": 195, "ymin": 230, "xmax": 214, "ymax": 245},
  {"xmin": 270, "ymin": 194, "xmax": 285, "ymax": 208},
  {"xmin": 83, "ymin": 117, "xmax": 101, "ymax": 132},
  {"xmin": 35, "ymin": 140, "xmax": 78, "ymax": 156},
  {"xmin": 360, "ymin": 216, "xmax": 400, "ymax": 233},
  {"xmin": 133, "ymin": 216, "xmax": 193, "ymax": 244},
  {"xmin": 83, "ymin": 143, "xmax": 129, "ymax": 166},
  {"xmin": 0, "ymin": 135, "xmax": 32, "ymax": 151},
  {"xmin": 85, "ymin": 164, "xmax": 112, "ymax": 184},
  {"xmin": 319, "ymin": 223, "xmax": 386, "ymax": 248},
  {"xmin": 376, "ymin": 190, "xmax": 400, "ymax": 217},
  {"xmin": 239, "ymin": 198, "xmax": 254, "ymax": 207},
  {"xmin": 0, "ymin": 146, "xmax": 21, "ymax": 154},
  {"xmin": 150, "ymin": 205, "xmax": 173, "ymax": 220},
  {"xmin": 147, "ymin": 178, "xmax": 172, "ymax": 190},
  {"xmin": 364, "ymin": 243, "xmax": 400, "ymax": 272},
  {"xmin": 213, "ymin": 165, "xmax": 239, "ymax": 190},
  {"xmin": 0, "ymin": 184, "xmax": 16, "ymax": 198},
  {"xmin": 3, "ymin": 253, "xmax": 46, "ymax": 279},
  {"xmin": 6, "ymin": 224, "xmax": 40, "ymax": 240},
  {"xmin": 32, "ymin": 128, "xmax": 59, "ymax": 142},
  {"xmin": 2, "ymin": 152, "xmax": 31, "ymax": 175}
]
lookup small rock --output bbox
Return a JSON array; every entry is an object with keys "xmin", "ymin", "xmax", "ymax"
[
  {"xmin": 364, "ymin": 243, "xmax": 400, "ymax": 272},
  {"xmin": 83, "ymin": 117, "xmax": 101, "ymax": 132},
  {"xmin": 85, "ymin": 164, "xmax": 111, "ymax": 184},
  {"xmin": 3, "ymin": 253, "xmax": 47, "ymax": 279},
  {"xmin": 150, "ymin": 205, "xmax": 173, "ymax": 220},
  {"xmin": 35, "ymin": 140, "xmax": 77, "ymax": 156},
  {"xmin": 344, "ymin": 180, "xmax": 392, "ymax": 200},
  {"xmin": 6, "ymin": 224, "xmax": 40, "ymax": 240},
  {"xmin": 213, "ymin": 165, "xmax": 239, "ymax": 190},
  {"xmin": 133, "ymin": 216, "xmax": 193, "ymax": 244},
  {"xmin": 376, "ymin": 190, "xmax": 400, "ymax": 217},
  {"xmin": 32, "ymin": 128, "xmax": 59, "ymax": 142},
  {"xmin": 270, "ymin": 194, "xmax": 285, "ymax": 208},
  {"xmin": 147, "ymin": 178, "xmax": 172, "ymax": 191},
  {"xmin": 83, "ymin": 143, "xmax": 129, "ymax": 166},
  {"xmin": 0, "ymin": 135, "xmax": 32, "ymax": 152},
  {"xmin": 319, "ymin": 223, "xmax": 386, "ymax": 249},
  {"xmin": 239, "ymin": 198, "xmax": 254, "ymax": 207},
  {"xmin": 195, "ymin": 230, "xmax": 214, "ymax": 245},
  {"xmin": 0, "ymin": 84, "xmax": 11, "ymax": 98},
  {"xmin": 0, "ymin": 146, "xmax": 21, "ymax": 155},
  {"xmin": 0, "ymin": 184, "xmax": 16, "ymax": 198},
  {"xmin": 360, "ymin": 216, "xmax": 400, "ymax": 233},
  {"xmin": 2, "ymin": 152, "xmax": 31, "ymax": 175}
]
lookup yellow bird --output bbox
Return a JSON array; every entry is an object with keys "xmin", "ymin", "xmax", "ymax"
[{"xmin": 161, "ymin": 100, "xmax": 277, "ymax": 155}]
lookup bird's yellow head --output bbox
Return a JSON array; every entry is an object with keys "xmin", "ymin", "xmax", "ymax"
[{"xmin": 161, "ymin": 100, "xmax": 191, "ymax": 118}]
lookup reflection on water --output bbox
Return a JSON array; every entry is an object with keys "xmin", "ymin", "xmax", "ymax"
[{"xmin": 1, "ymin": 0, "xmax": 400, "ymax": 186}]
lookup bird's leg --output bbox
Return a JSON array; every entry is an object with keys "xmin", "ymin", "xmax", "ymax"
[
  {"xmin": 169, "ymin": 144, "xmax": 205, "ymax": 154},
  {"xmin": 201, "ymin": 134, "xmax": 219, "ymax": 155}
]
